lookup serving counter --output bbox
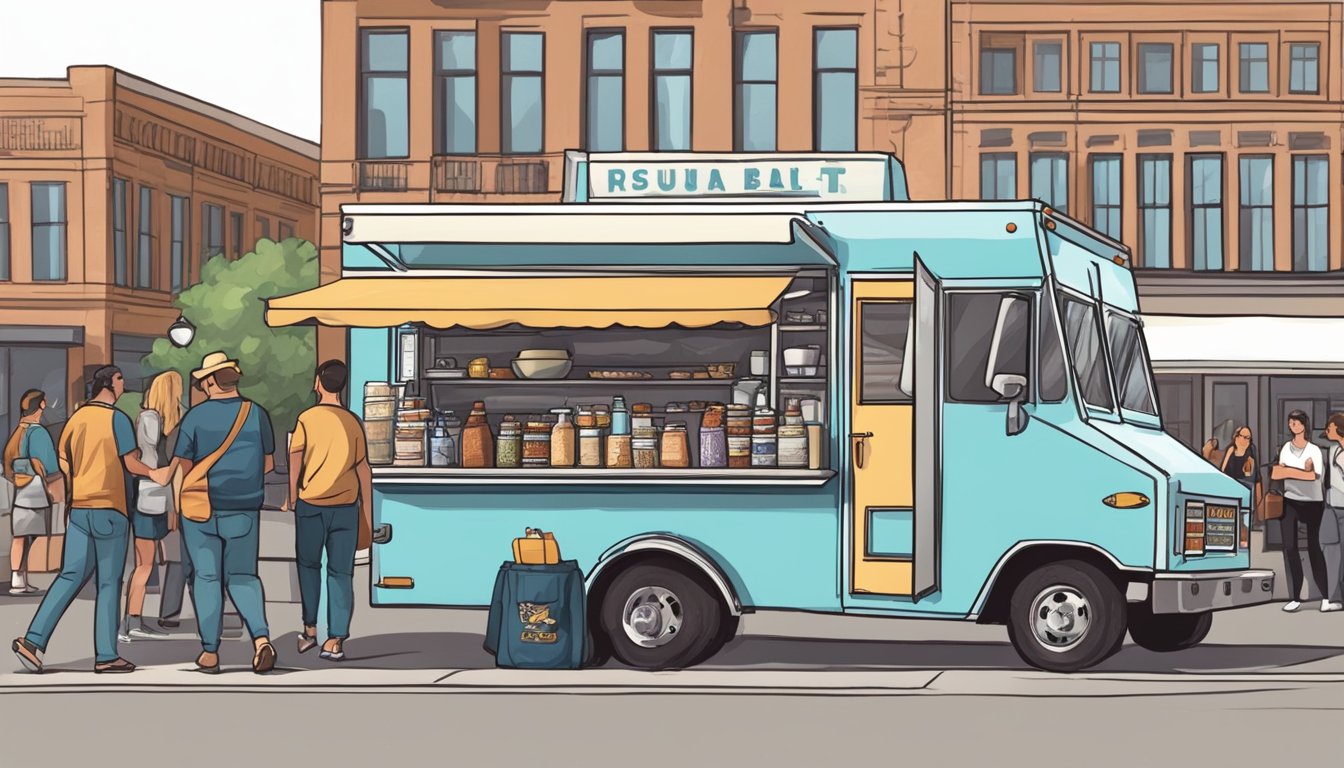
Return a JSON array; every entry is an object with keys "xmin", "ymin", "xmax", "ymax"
[{"xmin": 371, "ymin": 467, "xmax": 837, "ymax": 485}]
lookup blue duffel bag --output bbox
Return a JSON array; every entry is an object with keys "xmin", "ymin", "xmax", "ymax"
[{"xmin": 484, "ymin": 560, "xmax": 586, "ymax": 669}]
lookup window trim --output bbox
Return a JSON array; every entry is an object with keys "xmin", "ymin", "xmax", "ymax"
[
  {"xmin": 1088, "ymin": 153, "xmax": 1123, "ymax": 240},
  {"xmin": 980, "ymin": 152, "xmax": 1018, "ymax": 201},
  {"xmin": 812, "ymin": 26, "xmax": 859, "ymax": 152},
  {"xmin": 1237, "ymin": 154, "xmax": 1275, "ymax": 271},
  {"xmin": 1056, "ymin": 284, "xmax": 1120, "ymax": 417},
  {"xmin": 857, "ymin": 298, "xmax": 914, "ymax": 405},
  {"xmin": 1137, "ymin": 154, "xmax": 1173, "ymax": 269},
  {"xmin": 1237, "ymin": 40, "xmax": 1271, "ymax": 94},
  {"xmin": 170, "ymin": 194, "xmax": 189, "ymax": 294},
  {"xmin": 733, "ymin": 28, "xmax": 779, "ymax": 152},
  {"xmin": 1287, "ymin": 42, "xmax": 1321, "ymax": 95},
  {"xmin": 583, "ymin": 28, "xmax": 626, "ymax": 152},
  {"xmin": 357, "ymin": 26, "xmax": 411, "ymax": 160},
  {"xmin": 1186, "ymin": 153, "xmax": 1225, "ymax": 271},
  {"xmin": 1029, "ymin": 151, "xmax": 1069, "ymax": 213},
  {"xmin": 1190, "ymin": 42, "xmax": 1221, "ymax": 95},
  {"xmin": 649, "ymin": 27, "xmax": 694, "ymax": 151},
  {"xmin": 30, "ymin": 181, "xmax": 68, "ymax": 283},
  {"xmin": 980, "ymin": 46, "xmax": 1018, "ymax": 96},
  {"xmin": 500, "ymin": 30, "xmax": 546, "ymax": 155},
  {"xmin": 1031, "ymin": 39, "xmax": 1064, "ymax": 94},
  {"xmin": 433, "ymin": 29, "xmax": 479, "ymax": 155},
  {"xmin": 1136, "ymin": 42, "xmax": 1175, "ymax": 95},
  {"xmin": 136, "ymin": 184, "xmax": 155, "ymax": 290},
  {"xmin": 1104, "ymin": 307, "xmax": 1161, "ymax": 421},
  {"xmin": 943, "ymin": 288, "xmax": 1037, "ymax": 406},
  {"xmin": 112, "ymin": 177, "xmax": 129, "ymax": 287},
  {"xmin": 1291, "ymin": 154, "xmax": 1329, "ymax": 272},
  {"xmin": 1089, "ymin": 40, "xmax": 1123, "ymax": 94}
]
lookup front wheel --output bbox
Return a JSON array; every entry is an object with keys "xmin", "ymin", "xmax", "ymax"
[
  {"xmin": 1006, "ymin": 560, "xmax": 1127, "ymax": 673},
  {"xmin": 1127, "ymin": 605, "xmax": 1212, "ymax": 652},
  {"xmin": 599, "ymin": 563, "xmax": 724, "ymax": 670}
]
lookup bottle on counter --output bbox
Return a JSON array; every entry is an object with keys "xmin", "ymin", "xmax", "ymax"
[
  {"xmin": 550, "ymin": 408, "xmax": 576, "ymax": 467},
  {"xmin": 461, "ymin": 401, "xmax": 494, "ymax": 468},
  {"xmin": 660, "ymin": 422, "xmax": 690, "ymax": 468},
  {"xmin": 428, "ymin": 411, "xmax": 457, "ymax": 467},
  {"xmin": 496, "ymin": 417, "xmax": 522, "ymax": 468},
  {"xmin": 611, "ymin": 395, "xmax": 630, "ymax": 436},
  {"xmin": 699, "ymin": 404, "xmax": 727, "ymax": 469}
]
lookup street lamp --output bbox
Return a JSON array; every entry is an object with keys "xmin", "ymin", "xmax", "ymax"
[{"xmin": 167, "ymin": 316, "xmax": 196, "ymax": 348}]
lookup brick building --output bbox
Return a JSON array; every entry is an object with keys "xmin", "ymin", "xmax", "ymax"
[{"xmin": 0, "ymin": 66, "xmax": 319, "ymax": 436}]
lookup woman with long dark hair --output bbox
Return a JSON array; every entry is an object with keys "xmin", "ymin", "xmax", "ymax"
[{"xmin": 1271, "ymin": 410, "xmax": 1329, "ymax": 612}]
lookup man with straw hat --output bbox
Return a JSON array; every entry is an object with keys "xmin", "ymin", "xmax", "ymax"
[{"xmin": 162, "ymin": 351, "xmax": 278, "ymax": 674}]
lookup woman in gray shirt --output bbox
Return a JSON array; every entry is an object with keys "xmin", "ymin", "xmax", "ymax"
[{"xmin": 1271, "ymin": 409, "xmax": 1328, "ymax": 612}]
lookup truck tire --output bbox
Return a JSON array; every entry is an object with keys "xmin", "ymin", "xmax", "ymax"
[
  {"xmin": 1127, "ymin": 605, "xmax": 1212, "ymax": 652},
  {"xmin": 599, "ymin": 563, "xmax": 724, "ymax": 670},
  {"xmin": 1006, "ymin": 560, "xmax": 1126, "ymax": 673}
]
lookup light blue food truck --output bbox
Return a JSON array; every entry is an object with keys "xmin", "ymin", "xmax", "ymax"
[{"xmin": 267, "ymin": 152, "xmax": 1273, "ymax": 672}]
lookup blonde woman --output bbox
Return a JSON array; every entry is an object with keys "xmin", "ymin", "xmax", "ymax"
[{"xmin": 121, "ymin": 371, "xmax": 183, "ymax": 640}]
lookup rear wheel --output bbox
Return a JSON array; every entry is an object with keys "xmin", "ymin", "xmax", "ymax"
[
  {"xmin": 1006, "ymin": 560, "xmax": 1127, "ymax": 673},
  {"xmin": 599, "ymin": 563, "xmax": 723, "ymax": 670},
  {"xmin": 1127, "ymin": 605, "xmax": 1212, "ymax": 652}
]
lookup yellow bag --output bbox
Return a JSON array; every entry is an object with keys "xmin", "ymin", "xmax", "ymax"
[
  {"xmin": 512, "ymin": 528, "xmax": 561, "ymax": 565},
  {"xmin": 180, "ymin": 402, "xmax": 251, "ymax": 523}
]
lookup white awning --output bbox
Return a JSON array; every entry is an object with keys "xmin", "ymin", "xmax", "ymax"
[{"xmin": 1142, "ymin": 314, "xmax": 1344, "ymax": 374}]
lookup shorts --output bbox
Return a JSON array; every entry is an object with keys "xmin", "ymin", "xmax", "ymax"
[
  {"xmin": 132, "ymin": 510, "xmax": 169, "ymax": 541},
  {"xmin": 11, "ymin": 506, "xmax": 50, "ymax": 538}
]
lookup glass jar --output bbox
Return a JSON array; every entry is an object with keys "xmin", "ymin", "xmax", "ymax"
[
  {"xmin": 606, "ymin": 434, "xmax": 633, "ymax": 468},
  {"xmin": 633, "ymin": 438, "xmax": 659, "ymax": 469},
  {"xmin": 778, "ymin": 424, "xmax": 808, "ymax": 468},
  {"xmin": 579, "ymin": 428, "xmax": 603, "ymax": 468},
  {"xmin": 726, "ymin": 404, "xmax": 753, "ymax": 469},
  {"xmin": 575, "ymin": 408, "xmax": 596, "ymax": 429},
  {"xmin": 660, "ymin": 422, "xmax": 690, "ymax": 468},
  {"xmin": 550, "ymin": 408, "xmax": 576, "ymax": 467},
  {"xmin": 496, "ymin": 418, "xmax": 522, "ymax": 468},
  {"xmin": 594, "ymin": 405, "xmax": 612, "ymax": 432},
  {"xmin": 523, "ymin": 420, "xmax": 551, "ymax": 467}
]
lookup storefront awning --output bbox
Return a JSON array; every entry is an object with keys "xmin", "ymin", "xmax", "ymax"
[
  {"xmin": 1143, "ymin": 314, "xmax": 1344, "ymax": 373},
  {"xmin": 266, "ymin": 275, "xmax": 794, "ymax": 330}
]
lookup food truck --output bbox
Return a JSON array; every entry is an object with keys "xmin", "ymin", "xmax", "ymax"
[{"xmin": 266, "ymin": 152, "xmax": 1273, "ymax": 673}]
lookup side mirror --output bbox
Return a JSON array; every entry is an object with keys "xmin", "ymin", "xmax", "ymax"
[{"xmin": 992, "ymin": 374, "xmax": 1030, "ymax": 436}]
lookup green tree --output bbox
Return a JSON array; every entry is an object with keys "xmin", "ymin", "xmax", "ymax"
[{"xmin": 144, "ymin": 238, "xmax": 319, "ymax": 440}]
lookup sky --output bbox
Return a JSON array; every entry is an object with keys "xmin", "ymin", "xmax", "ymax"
[{"xmin": 0, "ymin": 0, "xmax": 322, "ymax": 141}]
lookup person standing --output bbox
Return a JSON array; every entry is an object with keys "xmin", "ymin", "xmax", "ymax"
[
  {"xmin": 285, "ymin": 360, "xmax": 372, "ymax": 661},
  {"xmin": 120, "ymin": 371, "xmax": 182, "ymax": 640},
  {"xmin": 4, "ymin": 390, "xmax": 65, "ymax": 595},
  {"xmin": 1272, "ymin": 409, "xmax": 1329, "ymax": 612},
  {"xmin": 1320, "ymin": 413, "xmax": 1344, "ymax": 613},
  {"xmin": 11, "ymin": 366, "xmax": 165, "ymax": 674},
  {"xmin": 167, "ymin": 352, "xmax": 277, "ymax": 674},
  {"xmin": 1220, "ymin": 426, "xmax": 1262, "ymax": 500}
]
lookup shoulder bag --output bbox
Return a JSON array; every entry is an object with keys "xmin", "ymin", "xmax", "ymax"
[
  {"xmin": 179, "ymin": 401, "xmax": 252, "ymax": 523},
  {"xmin": 11, "ymin": 425, "xmax": 51, "ymax": 511}
]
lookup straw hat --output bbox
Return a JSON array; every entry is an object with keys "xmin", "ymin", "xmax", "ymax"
[{"xmin": 191, "ymin": 351, "xmax": 241, "ymax": 381}]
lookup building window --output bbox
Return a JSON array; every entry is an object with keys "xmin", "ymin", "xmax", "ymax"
[
  {"xmin": 434, "ymin": 31, "xmax": 477, "ymax": 154},
  {"xmin": 1289, "ymin": 43, "xmax": 1320, "ymax": 94},
  {"xmin": 1137, "ymin": 43, "xmax": 1173, "ymax": 94},
  {"xmin": 814, "ymin": 28, "xmax": 857, "ymax": 151},
  {"xmin": 1293, "ymin": 155, "xmax": 1328, "ymax": 271},
  {"xmin": 112, "ymin": 178, "xmax": 129, "ymax": 286},
  {"xmin": 1188, "ymin": 154, "xmax": 1224, "ymax": 271},
  {"xmin": 1238, "ymin": 42, "xmax": 1269, "ymax": 93},
  {"xmin": 980, "ymin": 47, "xmax": 1017, "ymax": 95},
  {"xmin": 170, "ymin": 195, "xmax": 189, "ymax": 293},
  {"xmin": 136, "ymin": 186, "xmax": 155, "ymax": 289},
  {"xmin": 1033, "ymin": 41, "xmax": 1062, "ymax": 92},
  {"xmin": 1090, "ymin": 42, "xmax": 1121, "ymax": 93},
  {"xmin": 202, "ymin": 203, "xmax": 224, "ymax": 269},
  {"xmin": 279, "ymin": 221, "xmax": 294, "ymax": 240},
  {"xmin": 980, "ymin": 153, "xmax": 1017, "ymax": 200},
  {"xmin": 585, "ymin": 30, "xmax": 625, "ymax": 152},
  {"xmin": 256, "ymin": 215, "xmax": 270, "ymax": 241},
  {"xmin": 0, "ymin": 183, "xmax": 8, "ymax": 281},
  {"xmin": 1238, "ymin": 156, "xmax": 1274, "ymax": 271},
  {"xmin": 230, "ymin": 211, "xmax": 244, "ymax": 258},
  {"xmin": 1138, "ymin": 155, "xmax": 1172, "ymax": 268},
  {"xmin": 359, "ymin": 29, "xmax": 409, "ymax": 158},
  {"xmin": 734, "ymin": 30, "xmax": 778, "ymax": 151},
  {"xmin": 501, "ymin": 32, "xmax": 544, "ymax": 154},
  {"xmin": 31, "ymin": 182, "xmax": 66, "ymax": 282},
  {"xmin": 651, "ymin": 30, "xmax": 693, "ymax": 151},
  {"xmin": 1089, "ymin": 155, "xmax": 1122, "ymax": 239},
  {"xmin": 1029, "ymin": 152, "xmax": 1068, "ymax": 213},
  {"xmin": 1192, "ymin": 44, "xmax": 1220, "ymax": 93}
]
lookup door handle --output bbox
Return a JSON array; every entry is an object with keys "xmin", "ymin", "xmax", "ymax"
[
  {"xmin": 850, "ymin": 432, "xmax": 874, "ymax": 469},
  {"xmin": 372, "ymin": 523, "xmax": 393, "ymax": 545}
]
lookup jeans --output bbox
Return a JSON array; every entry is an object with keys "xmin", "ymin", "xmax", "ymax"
[
  {"xmin": 158, "ymin": 532, "xmax": 193, "ymax": 622},
  {"xmin": 1282, "ymin": 497, "xmax": 1329, "ymax": 601},
  {"xmin": 182, "ymin": 509, "xmax": 269, "ymax": 652},
  {"xmin": 295, "ymin": 500, "xmax": 359, "ymax": 639},
  {"xmin": 1321, "ymin": 504, "xmax": 1344, "ymax": 604},
  {"xmin": 25, "ymin": 509, "xmax": 130, "ymax": 664}
]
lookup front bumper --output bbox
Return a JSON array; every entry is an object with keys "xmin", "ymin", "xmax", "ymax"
[{"xmin": 1150, "ymin": 570, "xmax": 1275, "ymax": 614}]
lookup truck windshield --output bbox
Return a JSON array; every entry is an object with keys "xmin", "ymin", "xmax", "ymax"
[
  {"xmin": 1059, "ymin": 294, "xmax": 1114, "ymax": 411},
  {"xmin": 1105, "ymin": 313, "xmax": 1158, "ymax": 416}
]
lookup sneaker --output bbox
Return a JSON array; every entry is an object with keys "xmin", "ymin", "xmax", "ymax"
[
  {"xmin": 158, "ymin": 619, "xmax": 181, "ymax": 629},
  {"xmin": 118, "ymin": 633, "xmax": 133, "ymax": 643},
  {"xmin": 7, "ymin": 588, "xmax": 28, "ymax": 596},
  {"xmin": 12, "ymin": 637, "xmax": 43, "ymax": 673},
  {"xmin": 22, "ymin": 585, "xmax": 38, "ymax": 593},
  {"xmin": 1322, "ymin": 602, "xmax": 1344, "ymax": 613},
  {"xmin": 128, "ymin": 625, "xmax": 170, "ymax": 640},
  {"xmin": 1283, "ymin": 600, "xmax": 1302, "ymax": 612}
]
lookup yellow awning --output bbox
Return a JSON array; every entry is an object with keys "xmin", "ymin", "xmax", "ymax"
[{"xmin": 265, "ymin": 275, "xmax": 793, "ymax": 330}]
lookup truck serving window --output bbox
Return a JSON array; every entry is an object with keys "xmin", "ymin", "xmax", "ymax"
[
  {"xmin": 946, "ymin": 292, "xmax": 1030, "ymax": 404},
  {"xmin": 1105, "ymin": 313, "xmax": 1158, "ymax": 415},
  {"xmin": 1059, "ymin": 295, "xmax": 1114, "ymax": 411}
]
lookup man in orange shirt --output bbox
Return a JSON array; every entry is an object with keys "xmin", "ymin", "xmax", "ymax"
[{"xmin": 12, "ymin": 365, "xmax": 167, "ymax": 674}]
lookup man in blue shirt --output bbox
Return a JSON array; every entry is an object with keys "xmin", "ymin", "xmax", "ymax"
[{"xmin": 170, "ymin": 352, "xmax": 277, "ymax": 674}]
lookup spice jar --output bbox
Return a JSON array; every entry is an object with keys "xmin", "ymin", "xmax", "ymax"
[
  {"xmin": 700, "ymin": 404, "xmax": 727, "ymax": 468},
  {"xmin": 523, "ymin": 419, "xmax": 551, "ymax": 467},
  {"xmin": 461, "ymin": 401, "xmax": 494, "ymax": 468},
  {"xmin": 726, "ymin": 404, "xmax": 753, "ymax": 469},
  {"xmin": 593, "ymin": 405, "xmax": 612, "ymax": 432},
  {"xmin": 631, "ymin": 403, "xmax": 655, "ymax": 431},
  {"xmin": 632, "ymin": 425, "xmax": 659, "ymax": 469},
  {"xmin": 660, "ymin": 422, "xmax": 690, "ymax": 468},
  {"xmin": 496, "ymin": 418, "xmax": 522, "ymax": 468},
  {"xmin": 575, "ymin": 408, "xmax": 596, "ymax": 429},
  {"xmin": 550, "ymin": 408, "xmax": 576, "ymax": 467},
  {"xmin": 579, "ymin": 428, "xmax": 603, "ymax": 467}
]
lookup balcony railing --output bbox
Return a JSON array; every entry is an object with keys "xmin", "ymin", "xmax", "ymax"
[
  {"xmin": 357, "ymin": 160, "xmax": 411, "ymax": 192},
  {"xmin": 430, "ymin": 153, "xmax": 564, "ymax": 196}
]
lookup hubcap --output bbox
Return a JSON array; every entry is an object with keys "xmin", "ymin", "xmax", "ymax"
[
  {"xmin": 622, "ymin": 586, "xmax": 683, "ymax": 648},
  {"xmin": 1030, "ymin": 584, "xmax": 1092, "ymax": 653}
]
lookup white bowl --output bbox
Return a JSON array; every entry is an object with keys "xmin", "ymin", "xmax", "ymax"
[
  {"xmin": 512, "ymin": 358, "xmax": 573, "ymax": 379},
  {"xmin": 783, "ymin": 346, "xmax": 822, "ymax": 366},
  {"xmin": 516, "ymin": 349, "xmax": 571, "ymax": 360}
]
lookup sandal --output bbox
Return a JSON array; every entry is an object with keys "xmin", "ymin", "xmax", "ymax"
[
  {"xmin": 252, "ymin": 641, "xmax": 277, "ymax": 674},
  {"xmin": 297, "ymin": 630, "xmax": 318, "ymax": 655},
  {"xmin": 319, "ymin": 639, "xmax": 346, "ymax": 662},
  {"xmin": 195, "ymin": 652, "xmax": 220, "ymax": 675}
]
